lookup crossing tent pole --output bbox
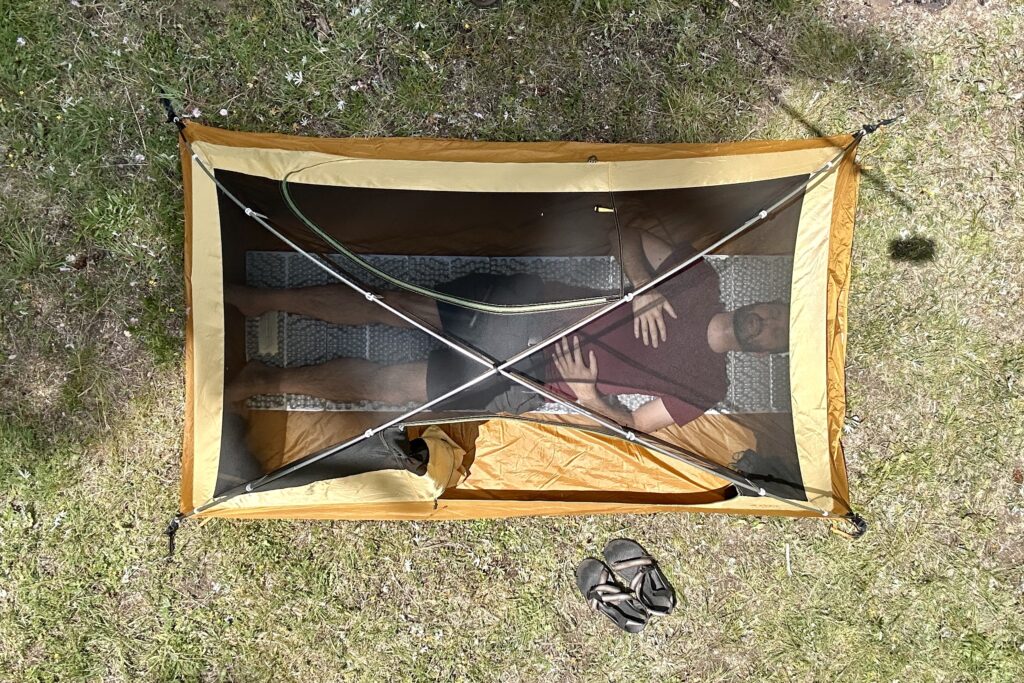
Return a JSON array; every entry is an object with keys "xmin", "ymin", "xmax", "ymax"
[{"xmin": 176, "ymin": 119, "xmax": 867, "ymax": 518}]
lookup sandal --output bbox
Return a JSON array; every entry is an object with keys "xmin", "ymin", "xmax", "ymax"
[
  {"xmin": 575, "ymin": 558, "xmax": 649, "ymax": 634},
  {"xmin": 603, "ymin": 539, "xmax": 676, "ymax": 616}
]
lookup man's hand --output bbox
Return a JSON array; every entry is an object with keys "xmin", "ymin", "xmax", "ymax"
[
  {"xmin": 631, "ymin": 291, "xmax": 678, "ymax": 349},
  {"xmin": 552, "ymin": 336, "xmax": 599, "ymax": 401}
]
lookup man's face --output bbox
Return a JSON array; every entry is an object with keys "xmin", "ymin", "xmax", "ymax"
[{"xmin": 733, "ymin": 302, "xmax": 789, "ymax": 353}]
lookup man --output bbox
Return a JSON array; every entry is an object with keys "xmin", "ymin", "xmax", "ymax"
[{"xmin": 226, "ymin": 226, "xmax": 789, "ymax": 434}]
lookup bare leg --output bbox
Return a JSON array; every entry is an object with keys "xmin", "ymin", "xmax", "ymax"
[
  {"xmin": 224, "ymin": 284, "xmax": 442, "ymax": 329},
  {"xmin": 228, "ymin": 358, "xmax": 429, "ymax": 404}
]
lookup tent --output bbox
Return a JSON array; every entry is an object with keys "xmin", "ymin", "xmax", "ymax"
[{"xmin": 171, "ymin": 113, "xmax": 869, "ymax": 531}]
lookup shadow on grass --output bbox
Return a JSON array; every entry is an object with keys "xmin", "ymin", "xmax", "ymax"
[{"xmin": 889, "ymin": 236, "xmax": 937, "ymax": 262}]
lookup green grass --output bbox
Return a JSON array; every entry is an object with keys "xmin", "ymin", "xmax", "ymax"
[{"xmin": 1, "ymin": 0, "xmax": 1023, "ymax": 680}]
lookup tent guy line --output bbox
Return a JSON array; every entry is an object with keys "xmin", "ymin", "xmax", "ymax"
[
  {"xmin": 175, "ymin": 129, "xmax": 858, "ymax": 522},
  {"xmin": 280, "ymin": 162, "xmax": 622, "ymax": 315}
]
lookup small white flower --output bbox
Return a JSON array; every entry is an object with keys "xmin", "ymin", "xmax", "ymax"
[
  {"xmin": 336, "ymin": 99, "xmax": 346, "ymax": 110},
  {"xmin": 219, "ymin": 108, "xmax": 228, "ymax": 116},
  {"xmin": 350, "ymin": 6, "xmax": 361, "ymax": 16},
  {"xmin": 52, "ymin": 511, "xmax": 67, "ymax": 529},
  {"xmin": 473, "ymin": 112, "xmax": 484, "ymax": 119},
  {"xmin": 123, "ymin": 330, "xmax": 132, "ymax": 338},
  {"xmin": 285, "ymin": 70, "xmax": 304, "ymax": 86},
  {"xmin": 133, "ymin": 153, "xmax": 145, "ymax": 163},
  {"xmin": 16, "ymin": 37, "xmax": 26, "ymax": 47},
  {"xmin": 413, "ymin": 21, "xmax": 426, "ymax": 30},
  {"xmin": 190, "ymin": 107, "xmax": 201, "ymax": 117}
]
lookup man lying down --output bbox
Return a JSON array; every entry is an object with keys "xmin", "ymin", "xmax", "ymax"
[{"xmin": 225, "ymin": 226, "xmax": 790, "ymax": 484}]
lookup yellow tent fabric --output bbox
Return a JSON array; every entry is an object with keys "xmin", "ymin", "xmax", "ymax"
[{"xmin": 177, "ymin": 121, "xmax": 860, "ymax": 521}]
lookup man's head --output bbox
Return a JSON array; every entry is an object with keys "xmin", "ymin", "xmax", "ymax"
[{"xmin": 732, "ymin": 302, "xmax": 789, "ymax": 353}]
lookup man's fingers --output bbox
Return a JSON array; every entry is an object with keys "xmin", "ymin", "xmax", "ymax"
[
  {"xmin": 655, "ymin": 310, "xmax": 667, "ymax": 343},
  {"xmin": 589, "ymin": 350, "xmax": 597, "ymax": 376},
  {"xmin": 664, "ymin": 301, "xmax": 678, "ymax": 319},
  {"xmin": 572, "ymin": 336, "xmax": 582, "ymax": 363},
  {"xmin": 634, "ymin": 314, "xmax": 640, "ymax": 339},
  {"xmin": 641, "ymin": 317, "xmax": 650, "ymax": 347}
]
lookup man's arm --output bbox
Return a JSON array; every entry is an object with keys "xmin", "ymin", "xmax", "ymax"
[
  {"xmin": 552, "ymin": 336, "xmax": 676, "ymax": 433},
  {"xmin": 610, "ymin": 220, "xmax": 679, "ymax": 348},
  {"xmin": 576, "ymin": 395, "xmax": 675, "ymax": 434},
  {"xmin": 612, "ymin": 219, "xmax": 675, "ymax": 287}
]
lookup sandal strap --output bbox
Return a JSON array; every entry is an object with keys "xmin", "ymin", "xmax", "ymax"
[
  {"xmin": 588, "ymin": 583, "xmax": 631, "ymax": 602},
  {"xmin": 610, "ymin": 556, "xmax": 655, "ymax": 571}
]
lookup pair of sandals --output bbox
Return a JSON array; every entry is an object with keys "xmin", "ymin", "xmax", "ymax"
[{"xmin": 576, "ymin": 539, "xmax": 676, "ymax": 634}]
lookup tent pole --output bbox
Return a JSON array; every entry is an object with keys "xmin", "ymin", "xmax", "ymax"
[{"xmin": 176, "ymin": 122, "xmax": 859, "ymax": 518}]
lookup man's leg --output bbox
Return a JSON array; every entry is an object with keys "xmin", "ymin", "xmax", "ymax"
[
  {"xmin": 228, "ymin": 358, "xmax": 429, "ymax": 404},
  {"xmin": 225, "ymin": 284, "xmax": 442, "ymax": 329}
]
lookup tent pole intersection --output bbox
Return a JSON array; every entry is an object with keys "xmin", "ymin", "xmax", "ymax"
[{"xmin": 172, "ymin": 113, "xmax": 861, "ymax": 521}]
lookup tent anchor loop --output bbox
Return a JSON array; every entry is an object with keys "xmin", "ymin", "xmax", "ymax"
[
  {"xmin": 830, "ymin": 512, "xmax": 868, "ymax": 540},
  {"xmin": 857, "ymin": 114, "xmax": 902, "ymax": 139},
  {"xmin": 159, "ymin": 97, "xmax": 185, "ymax": 133},
  {"xmin": 164, "ymin": 513, "xmax": 185, "ymax": 561}
]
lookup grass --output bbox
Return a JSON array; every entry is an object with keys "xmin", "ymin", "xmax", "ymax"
[{"xmin": 1, "ymin": 0, "xmax": 1023, "ymax": 680}]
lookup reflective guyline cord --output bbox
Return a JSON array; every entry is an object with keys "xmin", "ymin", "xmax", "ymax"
[
  {"xmin": 279, "ymin": 163, "xmax": 620, "ymax": 315},
  {"xmin": 180, "ymin": 128, "xmax": 859, "ymax": 518}
]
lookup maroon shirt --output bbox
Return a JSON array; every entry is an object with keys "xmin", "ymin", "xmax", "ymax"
[{"xmin": 545, "ymin": 247, "xmax": 727, "ymax": 426}]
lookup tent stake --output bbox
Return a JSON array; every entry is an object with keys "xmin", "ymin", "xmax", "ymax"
[{"xmin": 164, "ymin": 513, "xmax": 184, "ymax": 561}]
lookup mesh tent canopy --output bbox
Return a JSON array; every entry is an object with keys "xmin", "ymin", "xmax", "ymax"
[{"xmin": 175, "ymin": 120, "xmax": 862, "ymax": 523}]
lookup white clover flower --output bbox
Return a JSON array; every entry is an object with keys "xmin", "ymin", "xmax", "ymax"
[
  {"xmin": 219, "ymin": 108, "xmax": 228, "ymax": 116},
  {"xmin": 413, "ymin": 21, "xmax": 426, "ymax": 30},
  {"xmin": 16, "ymin": 37, "xmax": 26, "ymax": 47},
  {"xmin": 336, "ymin": 99, "xmax": 346, "ymax": 111}
]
